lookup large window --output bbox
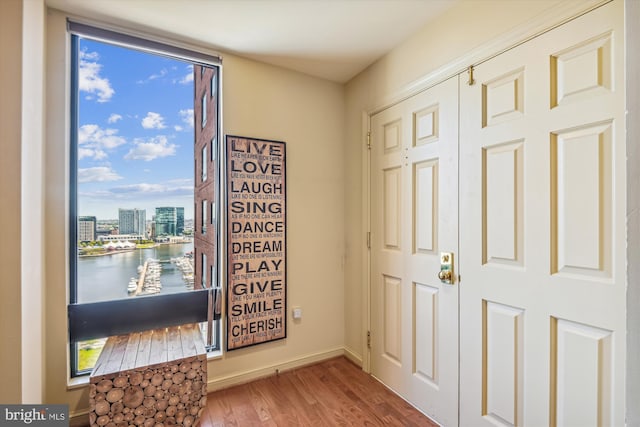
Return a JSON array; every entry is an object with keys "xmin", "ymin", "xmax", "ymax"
[{"xmin": 68, "ymin": 22, "xmax": 221, "ymax": 377}]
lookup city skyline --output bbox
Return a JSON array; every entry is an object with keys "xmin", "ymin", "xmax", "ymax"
[{"xmin": 77, "ymin": 37, "xmax": 195, "ymax": 220}]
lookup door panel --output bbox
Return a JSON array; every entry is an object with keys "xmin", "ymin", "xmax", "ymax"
[
  {"xmin": 371, "ymin": 76, "xmax": 458, "ymax": 426},
  {"xmin": 459, "ymin": 2, "xmax": 625, "ymax": 426}
]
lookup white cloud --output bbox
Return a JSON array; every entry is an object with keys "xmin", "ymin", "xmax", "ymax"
[
  {"xmin": 174, "ymin": 125, "xmax": 183, "ymax": 132},
  {"xmin": 141, "ymin": 112, "xmax": 166, "ymax": 130},
  {"xmin": 137, "ymin": 68, "xmax": 168, "ymax": 84},
  {"xmin": 179, "ymin": 109, "xmax": 194, "ymax": 128},
  {"xmin": 107, "ymin": 114, "xmax": 122, "ymax": 124},
  {"xmin": 178, "ymin": 73, "xmax": 193, "ymax": 85},
  {"xmin": 111, "ymin": 183, "xmax": 167, "ymax": 193},
  {"xmin": 78, "ymin": 166, "xmax": 123, "ymax": 183},
  {"xmin": 125, "ymin": 135, "xmax": 177, "ymax": 161},
  {"xmin": 79, "ymin": 124, "xmax": 127, "ymax": 149},
  {"xmin": 78, "ymin": 147, "xmax": 107, "ymax": 160},
  {"xmin": 166, "ymin": 178, "xmax": 193, "ymax": 186},
  {"xmin": 79, "ymin": 50, "xmax": 114, "ymax": 103},
  {"xmin": 175, "ymin": 65, "xmax": 194, "ymax": 85},
  {"xmin": 103, "ymin": 182, "xmax": 193, "ymax": 197},
  {"xmin": 81, "ymin": 51, "xmax": 99, "ymax": 61}
]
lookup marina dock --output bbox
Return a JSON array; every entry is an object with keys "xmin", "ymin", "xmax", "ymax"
[
  {"xmin": 132, "ymin": 260, "xmax": 148, "ymax": 296},
  {"xmin": 128, "ymin": 255, "xmax": 193, "ymax": 297}
]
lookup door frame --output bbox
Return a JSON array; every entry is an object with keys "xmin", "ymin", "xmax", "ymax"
[
  {"xmin": 625, "ymin": 1, "xmax": 640, "ymax": 425},
  {"xmin": 360, "ymin": 2, "xmax": 639, "ymax": 424}
]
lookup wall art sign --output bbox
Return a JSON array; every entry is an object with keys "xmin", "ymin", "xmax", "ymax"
[{"xmin": 226, "ymin": 135, "xmax": 286, "ymax": 351}]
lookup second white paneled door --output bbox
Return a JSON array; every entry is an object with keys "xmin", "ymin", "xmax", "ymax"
[{"xmin": 459, "ymin": 2, "xmax": 625, "ymax": 426}]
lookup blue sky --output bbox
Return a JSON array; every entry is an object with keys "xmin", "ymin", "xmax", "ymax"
[{"xmin": 77, "ymin": 38, "xmax": 195, "ymax": 220}]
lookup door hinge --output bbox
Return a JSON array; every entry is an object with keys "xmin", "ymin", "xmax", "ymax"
[
  {"xmin": 367, "ymin": 331, "xmax": 371, "ymax": 349},
  {"xmin": 367, "ymin": 231, "xmax": 371, "ymax": 249},
  {"xmin": 467, "ymin": 65, "xmax": 475, "ymax": 86},
  {"xmin": 367, "ymin": 131, "xmax": 371, "ymax": 150}
]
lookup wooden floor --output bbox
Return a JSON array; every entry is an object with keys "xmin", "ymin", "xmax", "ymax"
[{"xmin": 199, "ymin": 357, "xmax": 437, "ymax": 426}]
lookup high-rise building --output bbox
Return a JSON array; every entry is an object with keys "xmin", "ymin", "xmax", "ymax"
[
  {"xmin": 118, "ymin": 208, "xmax": 147, "ymax": 238},
  {"xmin": 193, "ymin": 64, "xmax": 218, "ymax": 292},
  {"xmin": 155, "ymin": 207, "xmax": 184, "ymax": 236},
  {"xmin": 78, "ymin": 216, "xmax": 96, "ymax": 242},
  {"xmin": 177, "ymin": 207, "xmax": 185, "ymax": 236}
]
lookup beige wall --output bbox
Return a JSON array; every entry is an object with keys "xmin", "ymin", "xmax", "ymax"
[
  {"xmin": 209, "ymin": 54, "xmax": 346, "ymax": 386},
  {"xmin": 44, "ymin": 8, "xmax": 345, "ymax": 415},
  {"xmin": 0, "ymin": 0, "xmax": 46, "ymax": 404},
  {"xmin": 0, "ymin": 0, "xmax": 24, "ymax": 404}
]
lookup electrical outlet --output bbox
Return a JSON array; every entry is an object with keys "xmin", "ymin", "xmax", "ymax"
[{"xmin": 292, "ymin": 307, "xmax": 302, "ymax": 319}]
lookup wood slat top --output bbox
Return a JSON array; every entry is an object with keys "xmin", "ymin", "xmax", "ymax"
[{"xmin": 91, "ymin": 324, "xmax": 206, "ymax": 378}]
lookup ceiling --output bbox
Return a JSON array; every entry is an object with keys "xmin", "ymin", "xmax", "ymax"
[{"xmin": 45, "ymin": 0, "xmax": 459, "ymax": 83}]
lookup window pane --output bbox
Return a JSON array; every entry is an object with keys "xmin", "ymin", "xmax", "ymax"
[
  {"xmin": 77, "ymin": 338, "xmax": 107, "ymax": 373},
  {"xmin": 201, "ymin": 253, "xmax": 207, "ymax": 288},
  {"xmin": 75, "ymin": 38, "xmax": 195, "ymax": 305},
  {"xmin": 202, "ymin": 199, "xmax": 207, "ymax": 234},
  {"xmin": 71, "ymin": 34, "xmax": 221, "ymax": 375},
  {"xmin": 201, "ymin": 94, "xmax": 207, "ymax": 128},
  {"xmin": 202, "ymin": 145, "xmax": 207, "ymax": 182}
]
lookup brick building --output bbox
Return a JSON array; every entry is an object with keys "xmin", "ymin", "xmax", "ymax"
[{"xmin": 193, "ymin": 64, "xmax": 219, "ymax": 292}]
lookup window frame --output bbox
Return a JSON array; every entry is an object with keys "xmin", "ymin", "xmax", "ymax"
[{"xmin": 67, "ymin": 21, "xmax": 223, "ymax": 377}]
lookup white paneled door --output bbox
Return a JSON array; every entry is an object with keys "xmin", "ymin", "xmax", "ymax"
[
  {"xmin": 371, "ymin": 76, "xmax": 459, "ymax": 426},
  {"xmin": 459, "ymin": 1, "xmax": 625, "ymax": 426},
  {"xmin": 370, "ymin": 1, "xmax": 625, "ymax": 426}
]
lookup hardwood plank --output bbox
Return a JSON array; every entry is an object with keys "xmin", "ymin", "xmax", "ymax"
[
  {"xmin": 206, "ymin": 357, "xmax": 437, "ymax": 426},
  {"xmin": 306, "ymin": 362, "xmax": 369, "ymax": 425},
  {"xmin": 269, "ymin": 374, "xmax": 325, "ymax": 426},
  {"xmin": 207, "ymin": 389, "xmax": 238, "ymax": 426},
  {"xmin": 226, "ymin": 385, "xmax": 264, "ymax": 426},
  {"xmin": 244, "ymin": 381, "xmax": 275, "ymax": 423}
]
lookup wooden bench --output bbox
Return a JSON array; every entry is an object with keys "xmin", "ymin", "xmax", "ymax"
[{"xmin": 89, "ymin": 324, "xmax": 207, "ymax": 427}]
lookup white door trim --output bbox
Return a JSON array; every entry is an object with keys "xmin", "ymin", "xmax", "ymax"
[{"xmin": 625, "ymin": 0, "xmax": 640, "ymax": 425}]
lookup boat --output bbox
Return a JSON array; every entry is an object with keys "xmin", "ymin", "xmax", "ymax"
[{"xmin": 127, "ymin": 278, "xmax": 138, "ymax": 293}]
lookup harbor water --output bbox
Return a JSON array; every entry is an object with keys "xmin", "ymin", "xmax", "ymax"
[{"xmin": 77, "ymin": 243, "xmax": 193, "ymax": 303}]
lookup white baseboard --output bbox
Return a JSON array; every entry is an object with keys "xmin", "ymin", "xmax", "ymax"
[
  {"xmin": 207, "ymin": 347, "xmax": 346, "ymax": 392},
  {"xmin": 342, "ymin": 346, "xmax": 362, "ymax": 367}
]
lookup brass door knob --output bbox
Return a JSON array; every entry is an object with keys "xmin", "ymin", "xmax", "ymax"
[{"xmin": 438, "ymin": 270, "xmax": 452, "ymax": 281}]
